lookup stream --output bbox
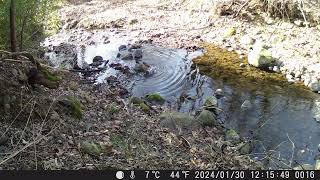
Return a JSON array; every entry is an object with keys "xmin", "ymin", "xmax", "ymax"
[{"xmin": 43, "ymin": 38, "xmax": 320, "ymax": 169}]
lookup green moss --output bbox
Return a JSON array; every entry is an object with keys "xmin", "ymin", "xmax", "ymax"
[
  {"xmin": 67, "ymin": 96, "xmax": 83, "ymax": 119},
  {"xmin": 193, "ymin": 43, "xmax": 314, "ymax": 98},
  {"xmin": 145, "ymin": 93, "xmax": 165, "ymax": 104},
  {"xmin": 39, "ymin": 67, "xmax": 60, "ymax": 82}
]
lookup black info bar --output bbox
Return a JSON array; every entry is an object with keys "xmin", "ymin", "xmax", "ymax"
[{"xmin": 0, "ymin": 170, "xmax": 318, "ymax": 180}]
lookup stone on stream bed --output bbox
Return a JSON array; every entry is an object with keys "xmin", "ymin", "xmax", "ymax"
[
  {"xmin": 225, "ymin": 129, "xmax": 240, "ymax": 144},
  {"xmin": 248, "ymin": 42, "xmax": 274, "ymax": 68},
  {"xmin": 196, "ymin": 110, "xmax": 217, "ymax": 127}
]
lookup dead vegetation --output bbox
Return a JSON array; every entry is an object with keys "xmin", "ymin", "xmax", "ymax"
[{"xmin": 248, "ymin": 0, "xmax": 320, "ymax": 25}]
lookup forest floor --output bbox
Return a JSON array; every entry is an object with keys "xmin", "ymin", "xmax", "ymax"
[{"xmin": 58, "ymin": 0, "xmax": 320, "ymax": 92}]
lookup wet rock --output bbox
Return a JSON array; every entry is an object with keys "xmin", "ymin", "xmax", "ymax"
[
  {"xmin": 293, "ymin": 164, "xmax": 314, "ymax": 170},
  {"xmin": 145, "ymin": 93, "xmax": 165, "ymax": 104},
  {"xmin": 133, "ymin": 49, "xmax": 143, "ymax": 60},
  {"xmin": 241, "ymin": 100, "xmax": 253, "ymax": 110},
  {"xmin": 224, "ymin": 27, "xmax": 236, "ymax": 37},
  {"xmin": 215, "ymin": 89, "xmax": 224, "ymax": 97},
  {"xmin": 93, "ymin": 56, "xmax": 103, "ymax": 62},
  {"xmin": 248, "ymin": 42, "xmax": 274, "ymax": 68},
  {"xmin": 196, "ymin": 110, "xmax": 217, "ymax": 127},
  {"xmin": 159, "ymin": 112, "xmax": 196, "ymax": 131},
  {"xmin": 80, "ymin": 141, "xmax": 112, "ymax": 157},
  {"xmin": 118, "ymin": 45, "xmax": 127, "ymax": 51},
  {"xmin": 225, "ymin": 129, "xmax": 240, "ymax": 144},
  {"xmin": 204, "ymin": 96, "xmax": 218, "ymax": 107}
]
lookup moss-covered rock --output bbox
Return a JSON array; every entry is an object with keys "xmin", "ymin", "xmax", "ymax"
[
  {"xmin": 197, "ymin": 110, "xmax": 217, "ymax": 127},
  {"xmin": 225, "ymin": 129, "xmax": 240, "ymax": 144},
  {"xmin": 204, "ymin": 96, "xmax": 218, "ymax": 107},
  {"xmin": 145, "ymin": 93, "xmax": 165, "ymax": 104}
]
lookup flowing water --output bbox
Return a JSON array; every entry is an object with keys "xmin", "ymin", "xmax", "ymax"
[{"xmin": 44, "ymin": 40, "xmax": 320, "ymax": 169}]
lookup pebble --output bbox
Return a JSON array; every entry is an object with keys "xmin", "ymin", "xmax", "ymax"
[{"xmin": 239, "ymin": 63, "xmax": 245, "ymax": 67}]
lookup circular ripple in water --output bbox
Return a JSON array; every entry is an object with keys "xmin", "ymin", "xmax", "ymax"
[{"xmin": 131, "ymin": 46, "xmax": 193, "ymax": 102}]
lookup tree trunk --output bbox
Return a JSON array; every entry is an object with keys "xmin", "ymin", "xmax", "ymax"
[
  {"xmin": 20, "ymin": 16, "xmax": 27, "ymax": 51},
  {"xmin": 10, "ymin": 0, "xmax": 17, "ymax": 53}
]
